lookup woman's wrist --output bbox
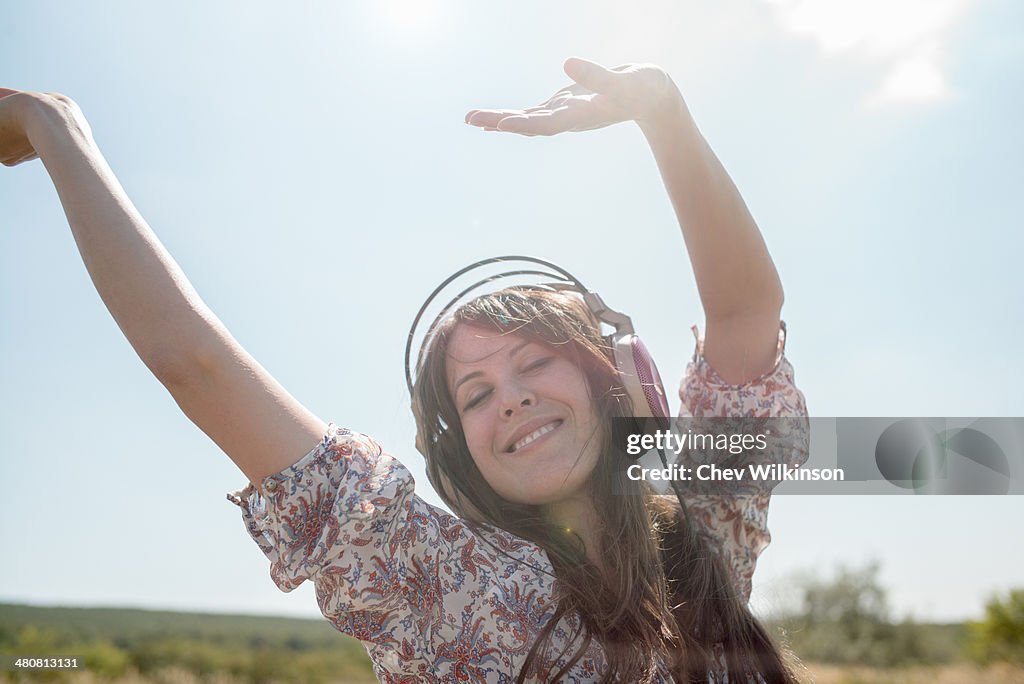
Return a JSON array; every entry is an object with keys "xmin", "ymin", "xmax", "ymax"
[
  {"xmin": 635, "ymin": 82, "xmax": 698, "ymax": 143},
  {"xmin": 20, "ymin": 93, "xmax": 95, "ymax": 161}
]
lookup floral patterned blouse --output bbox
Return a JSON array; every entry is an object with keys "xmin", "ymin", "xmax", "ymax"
[{"xmin": 227, "ymin": 324, "xmax": 809, "ymax": 683}]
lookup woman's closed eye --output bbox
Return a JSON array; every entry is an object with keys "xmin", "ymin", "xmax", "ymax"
[{"xmin": 463, "ymin": 387, "xmax": 492, "ymax": 412}]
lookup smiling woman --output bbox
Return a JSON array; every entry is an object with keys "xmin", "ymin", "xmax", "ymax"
[
  {"xmin": 1, "ymin": 55, "xmax": 808, "ymax": 683},
  {"xmin": 445, "ymin": 324, "xmax": 603, "ymax": 507}
]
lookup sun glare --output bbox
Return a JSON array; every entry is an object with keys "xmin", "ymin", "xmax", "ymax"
[{"xmin": 378, "ymin": 0, "xmax": 443, "ymax": 33}]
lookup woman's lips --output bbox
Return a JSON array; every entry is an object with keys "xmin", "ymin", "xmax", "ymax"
[{"xmin": 508, "ymin": 420, "xmax": 563, "ymax": 453}]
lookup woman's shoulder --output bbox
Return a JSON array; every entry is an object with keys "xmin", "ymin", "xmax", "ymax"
[{"xmin": 228, "ymin": 424, "xmax": 555, "ymax": 584}]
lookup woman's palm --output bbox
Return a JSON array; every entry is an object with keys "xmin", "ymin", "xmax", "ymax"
[{"xmin": 465, "ymin": 58, "xmax": 677, "ymax": 136}]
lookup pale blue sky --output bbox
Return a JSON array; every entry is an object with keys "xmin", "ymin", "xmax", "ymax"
[{"xmin": 1, "ymin": 0, "xmax": 1021, "ymax": 623}]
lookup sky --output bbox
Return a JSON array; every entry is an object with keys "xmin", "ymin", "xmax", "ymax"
[{"xmin": 1, "ymin": 0, "xmax": 1021, "ymax": 624}]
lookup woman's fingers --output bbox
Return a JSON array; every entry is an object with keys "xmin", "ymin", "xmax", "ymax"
[
  {"xmin": 466, "ymin": 108, "xmax": 567, "ymax": 136},
  {"xmin": 0, "ymin": 90, "xmax": 44, "ymax": 166},
  {"xmin": 466, "ymin": 93, "xmax": 620, "ymax": 135},
  {"xmin": 464, "ymin": 82, "xmax": 592, "ymax": 128},
  {"xmin": 465, "ymin": 105, "xmax": 557, "ymax": 129},
  {"xmin": 465, "ymin": 109, "xmax": 516, "ymax": 128},
  {"xmin": 2, "ymin": 151, "xmax": 39, "ymax": 167},
  {"xmin": 494, "ymin": 109, "xmax": 567, "ymax": 136}
]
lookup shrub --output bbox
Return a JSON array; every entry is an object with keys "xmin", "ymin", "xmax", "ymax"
[{"xmin": 967, "ymin": 588, "xmax": 1024, "ymax": 664}]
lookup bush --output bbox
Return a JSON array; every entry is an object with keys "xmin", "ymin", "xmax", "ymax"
[
  {"xmin": 967, "ymin": 588, "xmax": 1024, "ymax": 664},
  {"xmin": 81, "ymin": 640, "xmax": 131, "ymax": 677},
  {"xmin": 774, "ymin": 561, "xmax": 942, "ymax": 667}
]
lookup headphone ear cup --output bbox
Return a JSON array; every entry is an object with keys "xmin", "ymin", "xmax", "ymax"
[{"xmin": 610, "ymin": 333, "xmax": 670, "ymax": 429}]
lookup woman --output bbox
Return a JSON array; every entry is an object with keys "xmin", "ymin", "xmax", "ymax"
[{"xmin": 0, "ymin": 57, "xmax": 807, "ymax": 682}]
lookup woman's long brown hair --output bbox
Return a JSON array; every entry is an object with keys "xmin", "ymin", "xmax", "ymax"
[{"xmin": 412, "ymin": 287, "xmax": 800, "ymax": 683}]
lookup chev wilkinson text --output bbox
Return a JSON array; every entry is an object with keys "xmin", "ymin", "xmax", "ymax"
[{"xmin": 626, "ymin": 462, "xmax": 845, "ymax": 482}]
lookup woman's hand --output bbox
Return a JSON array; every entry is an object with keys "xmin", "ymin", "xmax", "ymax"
[
  {"xmin": 0, "ymin": 89, "xmax": 39, "ymax": 166},
  {"xmin": 0, "ymin": 89, "xmax": 89, "ymax": 166},
  {"xmin": 465, "ymin": 58, "xmax": 683, "ymax": 136}
]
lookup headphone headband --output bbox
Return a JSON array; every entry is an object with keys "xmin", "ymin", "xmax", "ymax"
[{"xmin": 405, "ymin": 256, "xmax": 592, "ymax": 395}]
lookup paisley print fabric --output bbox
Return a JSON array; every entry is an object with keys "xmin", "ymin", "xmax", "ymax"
[
  {"xmin": 227, "ymin": 323, "xmax": 808, "ymax": 682},
  {"xmin": 678, "ymin": 323, "xmax": 810, "ymax": 605}
]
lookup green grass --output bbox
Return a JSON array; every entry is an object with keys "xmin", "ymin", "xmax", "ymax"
[{"xmin": 0, "ymin": 603, "xmax": 375, "ymax": 683}]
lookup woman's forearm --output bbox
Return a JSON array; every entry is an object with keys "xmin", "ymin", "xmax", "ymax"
[
  {"xmin": 637, "ymin": 95, "xmax": 784, "ymax": 320},
  {"xmin": 25, "ymin": 96, "xmax": 231, "ymax": 385}
]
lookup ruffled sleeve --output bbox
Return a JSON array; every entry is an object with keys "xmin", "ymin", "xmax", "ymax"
[
  {"xmin": 224, "ymin": 424, "xmax": 575, "ymax": 680},
  {"xmin": 677, "ymin": 322, "xmax": 809, "ymax": 603},
  {"xmin": 225, "ymin": 425, "xmax": 450, "ymax": 650}
]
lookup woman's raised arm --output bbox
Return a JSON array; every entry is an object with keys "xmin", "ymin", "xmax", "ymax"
[
  {"xmin": 0, "ymin": 90, "xmax": 326, "ymax": 486},
  {"xmin": 635, "ymin": 89, "xmax": 784, "ymax": 384},
  {"xmin": 465, "ymin": 58, "xmax": 785, "ymax": 384}
]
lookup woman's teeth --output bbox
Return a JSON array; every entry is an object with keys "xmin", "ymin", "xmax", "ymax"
[{"xmin": 511, "ymin": 421, "xmax": 561, "ymax": 452}]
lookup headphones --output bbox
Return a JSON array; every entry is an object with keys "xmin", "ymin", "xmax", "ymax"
[
  {"xmin": 405, "ymin": 255, "xmax": 670, "ymax": 435},
  {"xmin": 405, "ymin": 255, "xmax": 691, "ymax": 526}
]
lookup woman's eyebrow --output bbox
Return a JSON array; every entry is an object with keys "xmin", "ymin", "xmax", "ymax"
[
  {"xmin": 453, "ymin": 371, "xmax": 483, "ymax": 395},
  {"xmin": 452, "ymin": 341, "xmax": 532, "ymax": 395}
]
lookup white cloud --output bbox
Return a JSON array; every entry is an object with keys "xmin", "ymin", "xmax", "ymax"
[
  {"xmin": 760, "ymin": 0, "xmax": 975, "ymax": 108},
  {"xmin": 863, "ymin": 47, "xmax": 950, "ymax": 108}
]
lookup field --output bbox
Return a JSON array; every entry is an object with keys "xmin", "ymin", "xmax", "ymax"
[
  {"xmin": 802, "ymin": 662, "xmax": 1024, "ymax": 683},
  {"xmin": 3, "ymin": 603, "xmax": 1022, "ymax": 683},
  {"xmin": 4, "ymin": 663, "xmax": 1024, "ymax": 683}
]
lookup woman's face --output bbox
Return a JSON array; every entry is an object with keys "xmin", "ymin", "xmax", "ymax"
[{"xmin": 445, "ymin": 324, "xmax": 603, "ymax": 506}]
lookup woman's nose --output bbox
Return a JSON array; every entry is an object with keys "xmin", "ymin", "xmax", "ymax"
[
  {"xmin": 504, "ymin": 397, "xmax": 532, "ymax": 418},
  {"xmin": 501, "ymin": 384, "xmax": 535, "ymax": 417}
]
